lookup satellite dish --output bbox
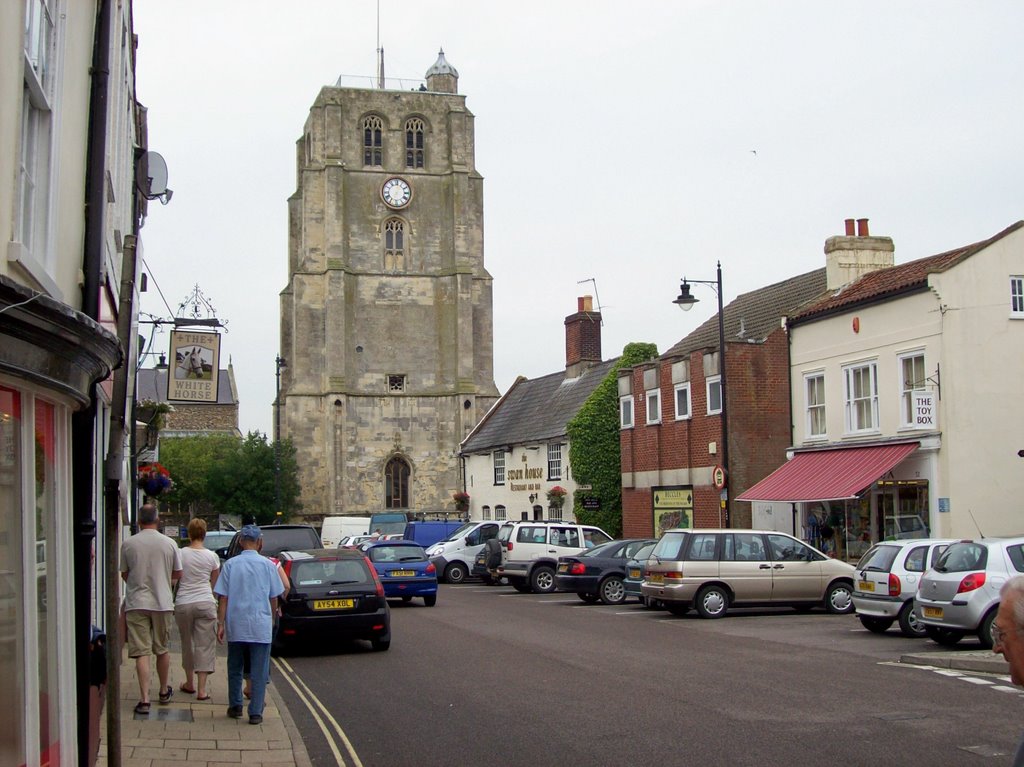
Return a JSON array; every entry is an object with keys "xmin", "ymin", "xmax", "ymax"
[{"xmin": 136, "ymin": 151, "xmax": 169, "ymax": 199}]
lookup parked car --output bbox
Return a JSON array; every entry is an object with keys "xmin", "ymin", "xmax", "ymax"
[
  {"xmin": 201, "ymin": 531, "xmax": 235, "ymax": 558},
  {"xmin": 853, "ymin": 538, "xmax": 955, "ymax": 637},
  {"xmin": 642, "ymin": 529, "xmax": 856, "ymax": 619},
  {"xmin": 223, "ymin": 524, "xmax": 321, "ymax": 560},
  {"xmin": 496, "ymin": 520, "xmax": 613, "ymax": 594},
  {"xmin": 623, "ymin": 541, "xmax": 659, "ymax": 606},
  {"xmin": 320, "ymin": 516, "xmax": 372, "ymax": 549},
  {"xmin": 275, "ymin": 548, "xmax": 391, "ymax": 653},
  {"xmin": 915, "ymin": 537, "xmax": 1024, "ymax": 648},
  {"xmin": 554, "ymin": 538, "xmax": 657, "ymax": 605},
  {"xmin": 362, "ymin": 541, "xmax": 438, "ymax": 606},
  {"xmin": 338, "ymin": 534, "xmax": 376, "ymax": 548},
  {"xmin": 426, "ymin": 521, "xmax": 503, "ymax": 584}
]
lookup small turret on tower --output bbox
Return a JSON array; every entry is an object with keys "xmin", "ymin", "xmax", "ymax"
[{"xmin": 425, "ymin": 48, "xmax": 459, "ymax": 94}]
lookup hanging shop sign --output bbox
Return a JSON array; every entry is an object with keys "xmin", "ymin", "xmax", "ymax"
[{"xmin": 168, "ymin": 330, "xmax": 221, "ymax": 402}]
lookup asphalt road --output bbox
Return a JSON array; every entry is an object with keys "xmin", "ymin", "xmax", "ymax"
[{"xmin": 272, "ymin": 582, "xmax": 1024, "ymax": 767}]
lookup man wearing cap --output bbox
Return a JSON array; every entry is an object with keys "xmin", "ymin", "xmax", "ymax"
[{"xmin": 214, "ymin": 525, "xmax": 284, "ymax": 724}]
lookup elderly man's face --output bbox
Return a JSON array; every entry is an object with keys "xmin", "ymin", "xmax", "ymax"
[{"xmin": 993, "ymin": 598, "xmax": 1024, "ymax": 686}]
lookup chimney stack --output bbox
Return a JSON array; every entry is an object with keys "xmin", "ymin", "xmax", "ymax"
[
  {"xmin": 824, "ymin": 217, "xmax": 894, "ymax": 290},
  {"xmin": 565, "ymin": 295, "xmax": 602, "ymax": 379}
]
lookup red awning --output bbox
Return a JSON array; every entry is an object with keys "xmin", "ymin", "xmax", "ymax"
[{"xmin": 736, "ymin": 442, "xmax": 919, "ymax": 503}]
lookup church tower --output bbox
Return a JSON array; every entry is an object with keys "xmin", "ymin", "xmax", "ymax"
[{"xmin": 280, "ymin": 50, "xmax": 499, "ymax": 520}]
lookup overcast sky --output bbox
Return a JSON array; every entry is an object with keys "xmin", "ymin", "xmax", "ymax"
[{"xmin": 133, "ymin": 1, "xmax": 1024, "ymax": 437}]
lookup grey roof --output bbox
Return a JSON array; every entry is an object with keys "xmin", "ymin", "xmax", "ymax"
[
  {"xmin": 136, "ymin": 367, "xmax": 237, "ymax": 406},
  {"xmin": 461, "ymin": 358, "xmax": 620, "ymax": 454},
  {"xmin": 662, "ymin": 268, "xmax": 827, "ymax": 360},
  {"xmin": 425, "ymin": 48, "xmax": 458, "ymax": 78}
]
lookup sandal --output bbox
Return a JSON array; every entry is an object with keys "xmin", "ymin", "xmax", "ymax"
[
  {"xmin": 196, "ymin": 694, "xmax": 211, "ymax": 701},
  {"xmin": 158, "ymin": 686, "xmax": 173, "ymax": 704},
  {"xmin": 179, "ymin": 683, "xmax": 196, "ymax": 695},
  {"xmin": 134, "ymin": 701, "xmax": 151, "ymax": 715}
]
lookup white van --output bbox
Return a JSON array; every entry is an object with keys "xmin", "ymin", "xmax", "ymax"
[
  {"xmin": 425, "ymin": 521, "xmax": 502, "ymax": 583},
  {"xmin": 320, "ymin": 516, "xmax": 372, "ymax": 549}
]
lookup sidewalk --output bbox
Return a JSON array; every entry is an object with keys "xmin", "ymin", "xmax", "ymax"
[
  {"xmin": 900, "ymin": 648, "xmax": 1010, "ymax": 675},
  {"xmin": 97, "ymin": 647, "xmax": 311, "ymax": 767}
]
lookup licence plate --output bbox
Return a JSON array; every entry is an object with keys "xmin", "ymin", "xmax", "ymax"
[
  {"xmin": 313, "ymin": 599, "xmax": 355, "ymax": 610},
  {"xmin": 629, "ymin": 568, "xmax": 641, "ymax": 578},
  {"xmin": 858, "ymin": 581, "xmax": 875, "ymax": 592},
  {"xmin": 390, "ymin": 570, "xmax": 416, "ymax": 577},
  {"xmin": 648, "ymin": 574, "xmax": 664, "ymax": 584},
  {"xmin": 923, "ymin": 606, "xmax": 944, "ymax": 619},
  {"xmin": 558, "ymin": 564, "xmax": 568, "ymax": 572}
]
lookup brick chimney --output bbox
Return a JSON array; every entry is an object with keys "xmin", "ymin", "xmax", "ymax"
[
  {"xmin": 824, "ymin": 217, "xmax": 895, "ymax": 290},
  {"xmin": 565, "ymin": 296, "xmax": 602, "ymax": 379}
]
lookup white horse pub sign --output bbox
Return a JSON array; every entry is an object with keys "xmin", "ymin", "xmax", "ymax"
[{"xmin": 168, "ymin": 330, "xmax": 221, "ymax": 402}]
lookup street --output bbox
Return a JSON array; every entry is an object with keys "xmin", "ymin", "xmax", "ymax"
[{"xmin": 271, "ymin": 582, "xmax": 1023, "ymax": 767}]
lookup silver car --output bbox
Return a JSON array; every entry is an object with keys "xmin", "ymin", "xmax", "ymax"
[
  {"xmin": 641, "ymin": 529, "xmax": 855, "ymax": 619},
  {"xmin": 853, "ymin": 539, "xmax": 955, "ymax": 637},
  {"xmin": 915, "ymin": 537, "xmax": 1024, "ymax": 648}
]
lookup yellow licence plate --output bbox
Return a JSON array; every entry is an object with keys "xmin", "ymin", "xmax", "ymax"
[
  {"xmin": 629, "ymin": 568, "xmax": 641, "ymax": 578},
  {"xmin": 390, "ymin": 570, "xmax": 416, "ymax": 577},
  {"xmin": 648, "ymin": 574, "xmax": 664, "ymax": 584},
  {"xmin": 313, "ymin": 599, "xmax": 355, "ymax": 610},
  {"xmin": 923, "ymin": 606, "xmax": 944, "ymax": 619},
  {"xmin": 858, "ymin": 581, "xmax": 875, "ymax": 592}
]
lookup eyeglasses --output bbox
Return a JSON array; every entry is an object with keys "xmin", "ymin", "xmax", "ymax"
[{"xmin": 992, "ymin": 623, "xmax": 1014, "ymax": 647}]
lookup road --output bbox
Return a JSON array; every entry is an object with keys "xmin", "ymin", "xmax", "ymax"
[{"xmin": 271, "ymin": 582, "xmax": 1023, "ymax": 767}]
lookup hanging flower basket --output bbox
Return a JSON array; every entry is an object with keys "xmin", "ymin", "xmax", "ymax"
[
  {"xmin": 546, "ymin": 486, "xmax": 568, "ymax": 508},
  {"xmin": 452, "ymin": 491, "xmax": 470, "ymax": 511},
  {"xmin": 138, "ymin": 462, "xmax": 173, "ymax": 497}
]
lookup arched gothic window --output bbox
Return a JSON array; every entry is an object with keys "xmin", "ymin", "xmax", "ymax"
[
  {"xmin": 405, "ymin": 118, "xmax": 424, "ymax": 169},
  {"xmin": 385, "ymin": 457, "xmax": 410, "ymax": 509},
  {"xmin": 363, "ymin": 116, "xmax": 383, "ymax": 166},
  {"xmin": 383, "ymin": 219, "xmax": 405, "ymax": 271}
]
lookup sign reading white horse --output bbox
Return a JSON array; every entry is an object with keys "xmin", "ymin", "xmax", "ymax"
[{"xmin": 168, "ymin": 330, "xmax": 221, "ymax": 402}]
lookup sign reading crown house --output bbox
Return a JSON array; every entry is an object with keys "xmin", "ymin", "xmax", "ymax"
[{"xmin": 167, "ymin": 330, "xmax": 221, "ymax": 403}]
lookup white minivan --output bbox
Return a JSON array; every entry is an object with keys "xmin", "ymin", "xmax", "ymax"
[
  {"xmin": 426, "ymin": 521, "xmax": 503, "ymax": 583},
  {"xmin": 320, "ymin": 516, "xmax": 372, "ymax": 549}
]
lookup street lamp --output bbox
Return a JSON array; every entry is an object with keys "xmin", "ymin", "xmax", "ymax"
[
  {"xmin": 674, "ymin": 261, "xmax": 730, "ymax": 527},
  {"xmin": 275, "ymin": 355, "xmax": 287, "ymax": 517}
]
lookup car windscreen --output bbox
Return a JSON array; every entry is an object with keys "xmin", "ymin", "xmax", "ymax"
[
  {"xmin": 442, "ymin": 522, "xmax": 477, "ymax": 542},
  {"xmin": 652, "ymin": 532, "xmax": 687, "ymax": 560},
  {"xmin": 582, "ymin": 540, "xmax": 621, "ymax": 558},
  {"xmin": 856, "ymin": 544, "xmax": 900, "ymax": 572},
  {"xmin": 291, "ymin": 559, "xmax": 370, "ymax": 586},
  {"xmin": 262, "ymin": 528, "xmax": 321, "ymax": 557},
  {"xmin": 369, "ymin": 545, "xmax": 427, "ymax": 563},
  {"xmin": 934, "ymin": 542, "xmax": 987, "ymax": 573}
]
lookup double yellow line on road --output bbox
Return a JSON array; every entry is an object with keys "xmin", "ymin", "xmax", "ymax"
[{"xmin": 273, "ymin": 656, "xmax": 364, "ymax": 767}]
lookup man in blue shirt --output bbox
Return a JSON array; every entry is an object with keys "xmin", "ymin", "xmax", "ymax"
[{"xmin": 215, "ymin": 525, "xmax": 284, "ymax": 724}]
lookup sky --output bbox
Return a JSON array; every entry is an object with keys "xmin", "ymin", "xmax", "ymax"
[{"xmin": 132, "ymin": 1, "xmax": 1024, "ymax": 437}]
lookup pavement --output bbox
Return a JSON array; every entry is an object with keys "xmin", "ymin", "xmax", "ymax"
[
  {"xmin": 900, "ymin": 648, "xmax": 1010, "ymax": 675},
  {"xmin": 96, "ymin": 646, "xmax": 312, "ymax": 767}
]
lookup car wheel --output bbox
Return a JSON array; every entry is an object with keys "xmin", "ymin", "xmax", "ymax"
[
  {"xmin": 925, "ymin": 624, "xmax": 965, "ymax": 646},
  {"xmin": 371, "ymin": 637, "xmax": 391, "ymax": 651},
  {"xmin": 978, "ymin": 609, "xmax": 997, "ymax": 649},
  {"xmin": 824, "ymin": 581, "xmax": 855, "ymax": 614},
  {"xmin": 599, "ymin": 576, "xmax": 626, "ymax": 605},
  {"xmin": 578, "ymin": 593, "xmax": 599, "ymax": 603},
  {"xmin": 511, "ymin": 579, "xmax": 532, "ymax": 593},
  {"xmin": 424, "ymin": 594, "xmax": 437, "ymax": 607},
  {"xmin": 695, "ymin": 585, "xmax": 730, "ymax": 619},
  {"xmin": 530, "ymin": 566, "xmax": 556, "ymax": 594},
  {"xmin": 897, "ymin": 601, "xmax": 927, "ymax": 638},
  {"xmin": 666, "ymin": 602, "xmax": 690, "ymax": 616},
  {"xmin": 858, "ymin": 615, "xmax": 894, "ymax": 634},
  {"xmin": 445, "ymin": 562, "xmax": 468, "ymax": 584}
]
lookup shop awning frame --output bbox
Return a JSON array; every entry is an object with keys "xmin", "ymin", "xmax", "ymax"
[{"xmin": 736, "ymin": 442, "xmax": 920, "ymax": 503}]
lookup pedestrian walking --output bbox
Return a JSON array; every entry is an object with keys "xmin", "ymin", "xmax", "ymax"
[
  {"xmin": 174, "ymin": 518, "xmax": 220, "ymax": 701},
  {"xmin": 120, "ymin": 503, "xmax": 183, "ymax": 715},
  {"xmin": 992, "ymin": 575, "xmax": 1024, "ymax": 765},
  {"xmin": 215, "ymin": 524, "xmax": 284, "ymax": 725}
]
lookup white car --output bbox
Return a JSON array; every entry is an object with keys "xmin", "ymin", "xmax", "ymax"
[{"xmin": 495, "ymin": 520, "xmax": 612, "ymax": 593}]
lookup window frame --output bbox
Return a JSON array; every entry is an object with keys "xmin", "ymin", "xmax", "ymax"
[
  {"xmin": 1011, "ymin": 276, "xmax": 1024, "ymax": 318},
  {"xmin": 674, "ymin": 382, "xmax": 691, "ymax": 421},
  {"xmin": 646, "ymin": 388, "xmax": 661, "ymax": 425},
  {"xmin": 620, "ymin": 395, "xmax": 634, "ymax": 429},
  {"xmin": 362, "ymin": 115, "xmax": 383, "ymax": 167},
  {"xmin": 547, "ymin": 443, "xmax": 563, "ymax": 481},
  {"xmin": 804, "ymin": 372, "xmax": 826, "ymax": 439},
  {"xmin": 495, "ymin": 505, "xmax": 507, "ymax": 521},
  {"xmin": 384, "ymin": 456, "xmax": 410, "ymax": 509},
  {"xmin": 843, "ymin": 360, "xmax": 879, "ymax": 434},
  {"xmin": 898, "ymin": 352, "xmax": 926, "ymax": 428},
  {"xmin": 493, "ymin": 450, "xmax": 505, "ymax": 486},
  {"xmin": 706, "ymin": 375, "xmax": 722, "ymax": 416},
  {"xmin": 404, "ymin": 117, "xmax": 425, "ymax": 169}
]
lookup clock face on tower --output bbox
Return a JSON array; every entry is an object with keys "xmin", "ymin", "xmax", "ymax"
[{"xmin": 381, "ymin": 177, "xmax": 412, "ymax": 209}]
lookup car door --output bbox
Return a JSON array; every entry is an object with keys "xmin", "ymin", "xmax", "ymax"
[
  {"xmin": 765, "ymin": 533, "xmax": 825, "ymax": 602},
  {"xmin": 719, "ymin": 532, "xmax": 773, "ymax": 602}
]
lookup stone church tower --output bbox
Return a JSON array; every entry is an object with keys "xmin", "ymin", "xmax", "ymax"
[{"xmin": 280, "ymin": 50, "xmax": 499, "ymax": 521}]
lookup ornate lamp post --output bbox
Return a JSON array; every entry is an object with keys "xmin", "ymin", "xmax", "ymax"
[
  {"xmin": 275, "ymin": 355, "xmax": 287, "ymax": 517},
  {"xmin": 674, "ymin": 261, "xmax": 729, "ymax": 527}
]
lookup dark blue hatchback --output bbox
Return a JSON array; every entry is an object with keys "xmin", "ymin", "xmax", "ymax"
[{"xmin": 363, "ymin": 541, "xmax": 438, "ymax": 606}]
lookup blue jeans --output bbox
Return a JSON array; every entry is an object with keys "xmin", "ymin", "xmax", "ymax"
[{"xmin": 227, "ymin": 642, "xmax": 271, "ymax": 716}]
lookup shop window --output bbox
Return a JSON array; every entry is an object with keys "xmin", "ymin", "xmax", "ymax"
[
  {"xmin": 363, "ymin": 115, "xmax": 383, "ymax": 166},
  {"xmin": 384, "ymin": 457, "xmax": 409, "ymax": 508},
  {"xmin": 843, "ymin": 361, "xmax": 878, "ymax": 433},
  {"xmin": 0, "ymin": 386, "xmax": 25, "ymax": 760},
  {"xmin": 805, "ymin": 373, "xmax": 825, "ymax": 437}
]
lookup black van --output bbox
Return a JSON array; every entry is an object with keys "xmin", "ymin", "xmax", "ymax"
[{"xmin": 221, "ymin": 524, "xmax": 321, "ymax": 560}]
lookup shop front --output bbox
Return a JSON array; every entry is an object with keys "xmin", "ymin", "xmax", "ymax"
[{"xmin": 738, "ymin": 440, "xmax": 937, "ymax": 562}]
